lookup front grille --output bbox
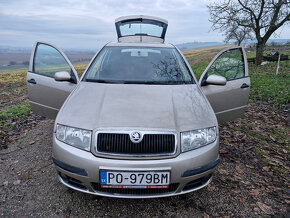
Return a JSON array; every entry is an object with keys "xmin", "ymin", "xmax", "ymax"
[
  {"xmin": 96, "ymin": 133, "xmax": 176, "ymax": 155},
  {"xmin": 91, "ymin": 183, "xmax": 179, "ymax": 195}
]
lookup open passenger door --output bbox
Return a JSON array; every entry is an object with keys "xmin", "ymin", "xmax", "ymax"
[
  {"xmin": 199, "ymin": 47, "xmax": 250, "ymax": 123},
  {"xmin": 27, "ymin": 42, "xmax": 79, "ymax": 119}
]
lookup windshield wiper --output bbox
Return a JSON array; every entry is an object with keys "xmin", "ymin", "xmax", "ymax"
[
  {"xmin": 85, "ymin": 79, "xmax": 125, "ymax": 84},
  {"xmin": 124, "ymin": 81, "xmax": 192, "ymax": 85},
  {"xmin": 123, "ymin": 81, "xmax": 162, "ymax": 84}
]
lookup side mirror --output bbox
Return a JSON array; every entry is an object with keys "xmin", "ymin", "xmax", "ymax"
[
  {"xmin": 206, "ymin": 75, "xmax": 227, "ymax": 86},
  {"xmin": 54, "ymin": 71, "xmax": 71, "ymax": 82}
]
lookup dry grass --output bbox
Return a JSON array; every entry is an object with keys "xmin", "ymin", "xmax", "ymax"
[{"xmin": 183, "ymin": 45, "xmax": 231, "ymax": 65}]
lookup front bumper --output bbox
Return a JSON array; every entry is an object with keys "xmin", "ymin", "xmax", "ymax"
[{"xmin": 52, "ymin": 137, "xmax": 219, "ymax": 198}]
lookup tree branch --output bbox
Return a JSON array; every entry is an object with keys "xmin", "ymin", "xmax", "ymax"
[{"xmin": 237, "ymin": 0, "xmax": 257, "ymax": 20}]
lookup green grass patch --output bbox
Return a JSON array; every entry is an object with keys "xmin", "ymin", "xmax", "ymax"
[
  {"xmin": 262, "ymin": 158, "xmax": 270, "ymax": 165},
  {"xmin": 0, "ymin": 71, "xmax": 26, "ymax": 84},
  {"xmin": 253, "ymin": 147, "xmax": 266, "ymax": 156},
  {"xmin": 245, "ymin": 128, "xmax": 269, "ymax": 144},
  {"xmin": 191, "ymin": 61, "xmax": 210, "ymax": 80},
  {"xmin": 0, "ymin": 102, "xmax": 31, "ymax": 130},
  {"xmin": 245, "ymin": 49, "xmax": 290, "ymax": 59},
  {"xmin": 246, "ymin": 123, "xmax": 253, "ymax": 129},
  {"xmin": 245, "ymin": 51, "xmax": 256, "ymax": 59},
  {"xmin": 233, "ymin": 126, "xmax": 242, "ymax": 131},
  {"xmin": 268, "ymin": 145, "xmax": 283, "ymax": 153},
  {"xmin": 248, "ymin": 61, "xmax": 290, "ymax": 107},
  {"xmin": 275, "ymin": 167, "xmax": 286, "ymax": 174},
  {"xmin": 268, "ymin": 126, "xmax": 289, "ymax": 144}
]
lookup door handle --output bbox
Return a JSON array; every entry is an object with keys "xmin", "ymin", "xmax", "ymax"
[
  {"xmin": 27, "ymin": 78, "xmax": 37, "ymax": 84},
  {"xmin": 240, "ymin": 83, "xmax": 249, "ymax": 88}
]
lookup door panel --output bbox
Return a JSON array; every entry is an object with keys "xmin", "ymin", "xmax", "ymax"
[
  {"xmin": 199, "ymin": 47, "xmax": 250, "ymax": 123},
  {"xmin": 27, "ymin": 42, "xmax": 79, "ymax": 119}
]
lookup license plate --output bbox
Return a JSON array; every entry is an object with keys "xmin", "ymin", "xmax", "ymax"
[{"xmin": 100, "ymin": 171, "xmax": 170, "ymax": 188}]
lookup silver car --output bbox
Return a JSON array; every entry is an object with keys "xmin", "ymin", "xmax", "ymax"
[{"xmin": 26, "ymin": 15, "xmax": 250, "ymax": 198}]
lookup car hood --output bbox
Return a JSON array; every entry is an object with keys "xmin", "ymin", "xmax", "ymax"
[{"xmin": 56, "ymin": 82, "xmax": 217, "ymax": 132}]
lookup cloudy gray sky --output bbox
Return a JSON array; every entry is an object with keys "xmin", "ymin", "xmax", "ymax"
[{"xmin": 0, "ymin": 0, "xmax": 289, "ymax": 50}]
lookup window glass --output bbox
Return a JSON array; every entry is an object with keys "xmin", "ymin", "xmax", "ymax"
[
  {"xmin": 207, "ymin": 49, "xmax": 244, "ymax": 80},
  {"xmin": 117, "ymin": 20, "xmax": 166, "ymax": 38},
  {"xmin": 34, "ymin": 44, "xmax": 71, "ymax": 77},
  {"xmin": 84, "ymin": 46, "xmax": 193, "ymax": 84},
  {"xmin": 119, "ymin": 23, "xmax": 163, "ymax": 37}
]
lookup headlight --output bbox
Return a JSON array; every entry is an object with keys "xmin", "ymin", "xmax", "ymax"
[
  {"xmin": 181, "ymin": 127, "xmax": 217, "ymax": 152},
  {"xmin": 56, "ymin": 124, "xmax": 92, "ymax": 151}
]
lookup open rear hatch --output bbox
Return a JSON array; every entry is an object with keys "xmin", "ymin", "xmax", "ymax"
[{"xmin": 115, "ymin": 15, "xmax": 168, "ymax": 43}]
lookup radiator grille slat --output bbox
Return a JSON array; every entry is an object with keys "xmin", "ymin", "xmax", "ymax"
[{"xmin": 96, "ymin": 133, "xmax": 175, "ymax": 155}]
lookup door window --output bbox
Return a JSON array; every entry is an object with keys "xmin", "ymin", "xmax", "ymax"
[
  {"xmin": 207, "ymin": 48, "xmax": 244, "ymax": 80},
  {"xmin": 33, "ymin": 44, "xmax": 71, "ymax": 78}
]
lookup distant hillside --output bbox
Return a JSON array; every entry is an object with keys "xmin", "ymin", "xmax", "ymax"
[
  {"xmin": 175, "ymin": 41, "xmax": 225, "ymax": 50},
  {"xmin": 176, "ymin": 39, "xmax": 290, "ymax": 50},
  {"xmin": 243, "ymin": 38, "xmax": 290, "ymax": 44}
]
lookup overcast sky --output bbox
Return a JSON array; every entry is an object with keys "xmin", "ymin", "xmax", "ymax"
[{"xmin": 0, "ymin": 0, "xmax": 289, "ymax": 50}]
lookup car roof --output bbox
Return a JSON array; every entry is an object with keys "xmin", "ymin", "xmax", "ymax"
[{"xmin": 106, "ymin": 42, "xmax": 175, "ymax": 48}]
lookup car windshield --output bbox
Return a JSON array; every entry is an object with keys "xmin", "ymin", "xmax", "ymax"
[{"xmin": 83, "ymin": 46, "xmax": 194, "ymax": 85}]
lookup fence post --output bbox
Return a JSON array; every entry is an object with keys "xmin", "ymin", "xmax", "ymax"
[{"xmin": 276, "ymin": 52, "xmax": 281, "ymax": 75}]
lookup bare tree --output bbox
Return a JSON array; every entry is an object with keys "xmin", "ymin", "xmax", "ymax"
[
  {"xmin": 224, "ymin": 25, "xmax": 253, "ymax": 45},
  {"xmin": 208, "ymin": 0, "xmax": 290, "ymax": 65}
]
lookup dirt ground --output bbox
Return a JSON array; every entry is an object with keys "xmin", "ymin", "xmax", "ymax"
[{"xmin": 0, "ymin": 105, "xmax": 288, "ymax": 217}]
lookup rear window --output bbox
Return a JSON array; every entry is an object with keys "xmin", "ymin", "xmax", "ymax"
[
  {"xmin": 83, "ymin": 46, "xmax": 194, "ymax": 85},
  {"xmin": 116, "ymin": 19, "xmax": 167, "ymax": 38}
]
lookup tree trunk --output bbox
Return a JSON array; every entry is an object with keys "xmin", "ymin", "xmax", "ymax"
[{"xmin": 255, "ymin": 41, "xmax": 265, "ymax": 65}]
